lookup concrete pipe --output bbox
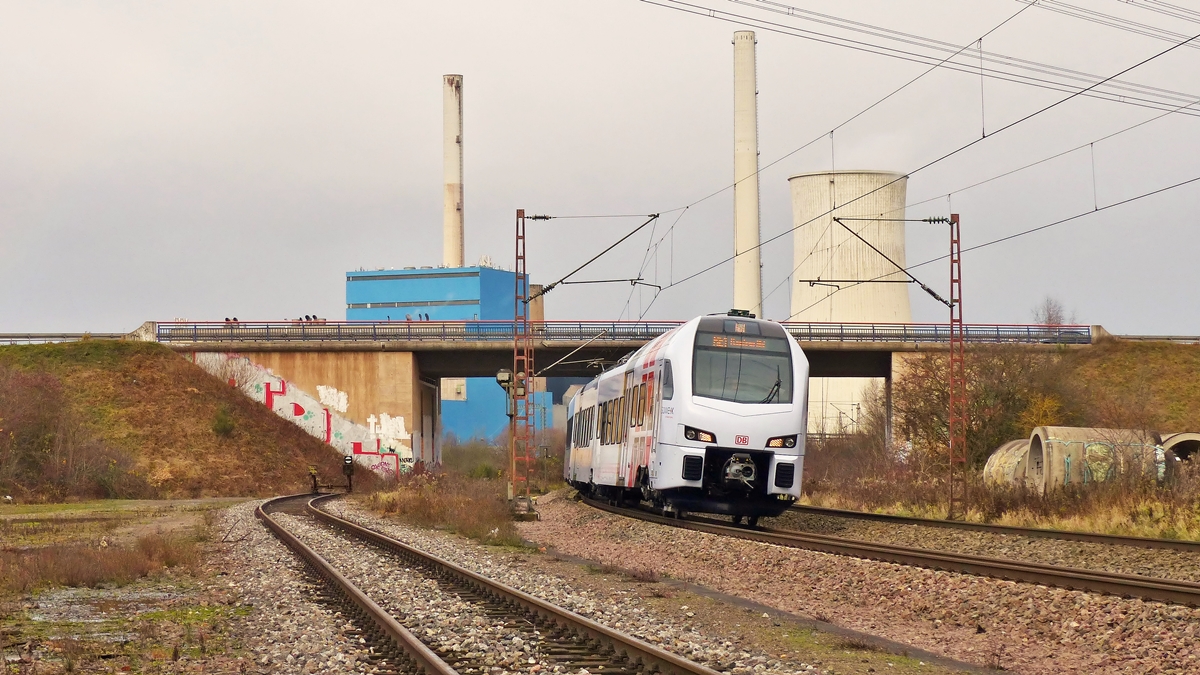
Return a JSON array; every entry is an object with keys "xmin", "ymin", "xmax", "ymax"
[
  {"xmin": 1027, "ymin": 427, "xmax": 1162, "ymax": 494},
  {"xmin": 982, "ymin": 439, "xmax": 1030, "ymax": 487},
  {"xmin": 1161, "ymin": 432, "xmax": 1200, "ymax": 462}
]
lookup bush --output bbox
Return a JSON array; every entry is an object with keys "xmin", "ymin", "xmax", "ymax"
[
  {"xmin": 364, "ymin": 473, "xmax": 523, "ymax": 546},
  {"xmin": 0, "ymin": 363, "xmax": 154, "ymax": 501},
  {"xmin": 211, "ymin": 405, "xmax": 235, "ymax": 437},
  {"xmin": 0, "ymin": 533, "xmax": 199, "ymax": 594}
]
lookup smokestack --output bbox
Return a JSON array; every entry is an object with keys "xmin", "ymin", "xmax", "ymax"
[
  {"xmin": 443, "ymin": 74, "xmax": 465, "ymax": 268},
  {"xmin": 732, "ymin": 32, "xmax": 762, "ymax": 316}
]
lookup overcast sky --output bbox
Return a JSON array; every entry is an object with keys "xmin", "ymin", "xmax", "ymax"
[{"xmin": 2, "ymin": 1, "xmax": 1198, "ymax": 334}]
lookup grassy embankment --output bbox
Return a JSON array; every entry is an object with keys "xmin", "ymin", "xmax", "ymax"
[
  {"xmin": 804, "ymin": 340, "xmax": 1200, "ymax": 538},
  {"xmin": 0, "ymin": 340, "xmax": 364, "ymax": 670},
  {"xmin": 0, "ymin": 339, "xmax": 353, "ymax": 501}
]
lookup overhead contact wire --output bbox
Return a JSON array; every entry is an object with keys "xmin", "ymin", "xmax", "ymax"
[
  {"xmin": 659, "ymin": 26, "xmax": 1200, "ymax": 296},
  {"xmin": 789, "ymin": 171, "xmax": 1200, "ymax": 317}
]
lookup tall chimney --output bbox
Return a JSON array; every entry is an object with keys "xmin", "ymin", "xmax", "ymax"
[
  {"xmin": 732, "ymin": 32, "xmax": 762, "ymax": 316},
  {"xmin": 443, "ymin": 74, "xmax": 465, "ymax": 268}
]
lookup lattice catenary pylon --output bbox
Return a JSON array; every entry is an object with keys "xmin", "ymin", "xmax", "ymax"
[
  {"xmin": 947, "ymin": 213, "xmax": 968, "ymax": 520},
  {"xmin": 511, "ymin": 209, "xmax": 535, "ymax": 513}
]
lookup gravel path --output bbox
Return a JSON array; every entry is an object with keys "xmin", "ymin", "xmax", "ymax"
[
  {"xmin": 208, "ymin": 500, "xmax": 370, "ymax": 674},
  {"xmin": 767, "ymin": 509, "xmax": 1200, "ymax": 583},
  {"xmin": 518, "ymin": 492, "xmax": 1200, "ymax": 675},
  {"xmin": 322, "ymin": 498, "xmax": 833, "ymax": 675}
]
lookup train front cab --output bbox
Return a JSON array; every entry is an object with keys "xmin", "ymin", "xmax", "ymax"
[{"xmin": 649, "ymin": 315, "xmax": 808, "ymax": 518}]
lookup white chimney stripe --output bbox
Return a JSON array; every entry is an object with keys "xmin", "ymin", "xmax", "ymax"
[
  {"xmin": 443, "ymin": 74, "xmax": 465, "ymax": 268},
  {"xmin": 732, "ymin": 32, "xmax": 762, "ymax": 316}
]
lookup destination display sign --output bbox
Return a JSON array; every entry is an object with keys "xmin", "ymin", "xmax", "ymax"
[{"xmin": 703, "ymin": 333, "xmax": 768, "ymax": 350}]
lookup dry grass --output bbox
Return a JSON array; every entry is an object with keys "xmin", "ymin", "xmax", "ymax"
[
  {"xmin": 363, "ymin": 473, "xmax": 524, "ymax": 546},
  {"xmin": 585, "ymin": 562, "xmax": 662, "ymax": 583},
  {"xmin": 0, "ymin": 533, "xmax": 199, "ymax": 594},
  {"xmin": 803, "ymin": 340, "xmax": 1200, "ymax": 539}
]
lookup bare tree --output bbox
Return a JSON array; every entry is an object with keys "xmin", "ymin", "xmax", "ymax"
[
  {"xmin": 213, "ymin": 355, "xmax": 264, "ymax": 398},
  {"xmin": 1032, "ymin": 296, "xmax": 1077, "ymax": 325}
]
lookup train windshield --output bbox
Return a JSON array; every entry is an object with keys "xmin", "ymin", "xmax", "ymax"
[{"xmin": 691, "ymin": 321, "xmax": 793, "ymax": 404}]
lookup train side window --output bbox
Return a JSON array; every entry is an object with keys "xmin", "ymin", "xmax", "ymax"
[
  {"xmin": 601, "ymin": 402, "xmax": 608, "ymax": 444},
  {"xmin": 606, "ymin": 401, "xmax": 614, "ymax": 444},
  {"xmin": 662, "ymin": 360, "xmax": 674, "ymax": 400},
  {"xmin": 618, "ymin": 396, "xmax": 626, "ymax": 440}
]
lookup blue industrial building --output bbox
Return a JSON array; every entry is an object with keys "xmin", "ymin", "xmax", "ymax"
[
  {"xmin": 345, "ymin": 266, "xmax": 524, "ymax": 322},
  {"xmin": 345, "ymin": 266, "xmax": 554, "ymax": 444}
]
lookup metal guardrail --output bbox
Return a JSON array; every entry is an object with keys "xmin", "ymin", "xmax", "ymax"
[
  {"xmin": 154, "ymin": 321, "xmax": 1093, "ymax": 345},
  {"xmin": 1118, "ymin": 335, "xmax": 1200, "ymax": 344},
  {"xmin": 0, "ymin": 333, "xmax": 126, "ymax": 345}
]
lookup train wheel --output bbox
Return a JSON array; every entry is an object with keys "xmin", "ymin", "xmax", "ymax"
[
  {"xmin": 732, "ymin": 515, "xmax": 744, "ymax": 525},
  {"xmin": 747, "ymin": 515, "xmax": 759, "ymax": 528}
]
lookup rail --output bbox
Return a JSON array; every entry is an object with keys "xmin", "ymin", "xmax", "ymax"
[
  {"xmin": 790, "ymin": 504, "xmax": 1200, "ymax": 552},
  {"xmin": 257, "ymin": 495, "xmax": 457, "ymax": 674},
  {"xmin": 583, "ymin": 498, "xmax": 1200, "ymax": 607},
  {"xmin": 0, "ymin": 333, "xmax": 126, "ymax": 344},
  {"xmin": 308, "ymin": 494, "xmax": 723, "ymax": 675},
  {"xmin": 154, "ymin": 320, "xmax": 1093, "ymax": 345}
]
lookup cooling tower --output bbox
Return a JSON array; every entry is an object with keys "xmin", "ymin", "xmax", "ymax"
[
  {"xmin": 443, "ymin": 74, "xmax": 465, "ymax": 268},
  {"xmin": 732, "ymin": 31, "xmax": 762, "ymax": 317},
  {"xmin": 788, "ymin": 171, "xmax": 911, "ymax": 434}
]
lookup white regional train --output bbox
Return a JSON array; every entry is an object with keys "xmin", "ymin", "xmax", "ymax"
[{"xmin": 565, "ymin": 312, "xmax": 809, "ymax": 523}]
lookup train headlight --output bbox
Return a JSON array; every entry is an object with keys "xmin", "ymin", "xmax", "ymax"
[
  {"xmin": 767, "ymin": 435, "xmax": 797, "ymax": 449},
  {"xmin": 684, "ymin": 426, "xmax": 716, "ymax": 444}
]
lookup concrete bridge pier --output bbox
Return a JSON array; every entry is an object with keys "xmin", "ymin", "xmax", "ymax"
[{"xmin": 247, "ymin": 350, "xmax": 439, "ymax": 464}]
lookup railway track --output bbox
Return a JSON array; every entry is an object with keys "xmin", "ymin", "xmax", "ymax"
[
  {"xmin": 788, "ymin": 503, "xmax": 1200, "ymax": 553},
  {"xmin": 582, "ymin": 497, "xmax": 1200, "ymax": 607},
  {"xmin": 257, "ymin": 493, "xmax": 723, "ymax": 675}
]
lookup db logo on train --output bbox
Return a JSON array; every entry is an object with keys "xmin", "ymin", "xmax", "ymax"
[{"xmin": 734, "ymin": 435, "xmax": 750, "ymax": 446}]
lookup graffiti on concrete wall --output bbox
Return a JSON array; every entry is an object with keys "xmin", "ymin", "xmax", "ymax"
[
  {"xmin": 318, "ymin": 385, "xmax": 349, "ymax": 413},
  {"xmin": 191, "ymin": 353, "xmax": 413, "ymax": 478}
]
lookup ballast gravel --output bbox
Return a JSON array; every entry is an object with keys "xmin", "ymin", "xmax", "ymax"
[
  {"xmin": 321, "ymin": 498, "xmax": 832, "ymax": 675},
  {"xmin": 208, "ymin": 500, "xmax": 371, "ymax": 674},
  {"xmin": 272, "ymin": 513, "xmax": 557, "ymax": 673},
  {"xmin": 517, "ymin": 492, "xmax": 1200, "ymax": 675},
  {"xmin": 768, "ymin": 509, "xmax": 1200, "ymax": 583}
]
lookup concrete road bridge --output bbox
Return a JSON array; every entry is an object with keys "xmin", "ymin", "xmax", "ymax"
[
  {"xmin": 145, "ymin": 320, "xmax": 1096, "ymax": 379},
  {"xmin": 0, "ymin": 320, "xmax": 1136, "ymax": 467}
]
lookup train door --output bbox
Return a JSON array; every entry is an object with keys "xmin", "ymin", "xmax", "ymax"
[
  {"xmin": 564, "ymin": 399, "xmax": 576, "ymax": 482},
  {"xmin": 641, "ymin": 369, "xmax": 657, "ymax": 469},
  {"xmin": 617, "ymin": 371, "xmax": 635, "ymax": 487}
]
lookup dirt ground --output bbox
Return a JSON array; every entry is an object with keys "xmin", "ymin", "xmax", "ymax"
[{"xmin": 1, "ymin": 498, "xmax": 252, "ymax": 674}]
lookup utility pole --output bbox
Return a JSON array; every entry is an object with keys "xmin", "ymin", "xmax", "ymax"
[
  {"xmin": 947, "ymin": 213, "xmax": 968, "ymax": 520},
  {"xmin": 799, "ymin": 213, "xmax": 967, "ymax": 519},
  {"xmin": 511, "ymin": 209, "xmax": 536, "ymax": 517}
]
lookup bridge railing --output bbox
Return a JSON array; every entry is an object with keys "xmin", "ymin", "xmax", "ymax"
[
  {"xmin": 154, "ymin": 321, "xmax": 1092, "ymax": 345},
  {"xmin": 784, "ymin": 322, "xmax": 1092, "ymax": 344},
  {"xmin": 0, "ymin": 333, "xmax": 126, "ymax": 345}
]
